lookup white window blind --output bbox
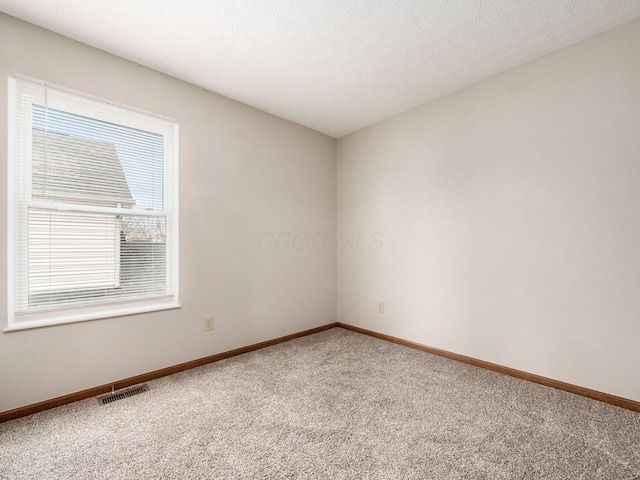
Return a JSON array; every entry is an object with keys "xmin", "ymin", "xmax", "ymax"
[{"xmin": 8, "ymin": 77, "xmax": 179, "ymax": 329}]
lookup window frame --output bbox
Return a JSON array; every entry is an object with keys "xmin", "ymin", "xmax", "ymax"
[{"xmin": 6, "ymin": 76, "xmax": 180, "ymax": 331}]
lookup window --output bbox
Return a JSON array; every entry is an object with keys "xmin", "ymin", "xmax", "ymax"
[{"xmin": 7, "ymin": 77, "xmax": 179, "ymax": 330}]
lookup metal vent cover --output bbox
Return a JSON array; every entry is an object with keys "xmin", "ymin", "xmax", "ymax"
[{"xmin": 97, "ymin": 384, "xmax": 149, "ymax": 405}]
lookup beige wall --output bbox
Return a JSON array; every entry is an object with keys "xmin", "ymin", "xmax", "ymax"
[
  {"xmin": 338, "ymin": 19, "xmax": 640, "ymax": 402},
  {"xmin": 0, "ymin": 14, "xmax": 337, "ymax": 411},
  {"xmin": 2, "ymin": 13, "xmax": 639, "ymax": 412}
]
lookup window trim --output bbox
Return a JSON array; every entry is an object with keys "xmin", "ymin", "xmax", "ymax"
[
  {"xmin": 4, "ymin": 299, "xmax": 181, "ymax": 332},
  {"xmin": 6, "ymin": 76, "xmax": 180, "ymax": 331}
]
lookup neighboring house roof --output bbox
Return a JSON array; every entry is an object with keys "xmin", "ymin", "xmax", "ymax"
[{"xmin": 32, "ymin": 128, "xmax": 135, "ymax": 208}]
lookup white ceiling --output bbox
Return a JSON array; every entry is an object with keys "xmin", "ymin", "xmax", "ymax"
[{"xmin": 1, "ymin": 1, "xmax": 640, "ymax": 138}]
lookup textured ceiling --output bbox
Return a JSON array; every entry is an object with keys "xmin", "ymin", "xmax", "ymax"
[{"xmin": 1, "ymin": 1, "xmax": 640, "ymax": 138}]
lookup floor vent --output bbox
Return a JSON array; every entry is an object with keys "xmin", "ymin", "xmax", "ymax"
[{"xmin": 97, "ymin": 384, "xmax": 149, "ymax": 405}]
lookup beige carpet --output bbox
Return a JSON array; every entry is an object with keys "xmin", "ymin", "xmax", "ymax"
[{"xmin": 1, "ymin": 327, "xmax": 639, "ymax": 479}]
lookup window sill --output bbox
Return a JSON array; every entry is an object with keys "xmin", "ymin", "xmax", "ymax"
[{"xmin": 4, "ymin": 300, "xmax": 182, "ymax": 332}]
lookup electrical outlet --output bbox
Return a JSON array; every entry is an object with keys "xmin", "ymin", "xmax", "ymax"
[
  {"xmin": 203, "ymin": 315, "xmax": 214, "ymax": 331},
  {"xmin": 377, "ymin": 301, "xmax": 384, "ymax": 313}
]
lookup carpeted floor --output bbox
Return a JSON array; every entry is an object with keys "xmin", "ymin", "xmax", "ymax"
[{"xmin": 1, "ymin": 327, "xmax": 639, "ymax": 479}]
